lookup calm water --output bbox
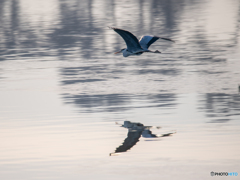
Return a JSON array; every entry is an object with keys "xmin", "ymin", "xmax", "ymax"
[{"xmin": 0, "ymin": 0, "xmax": 240, "ymax": 179}]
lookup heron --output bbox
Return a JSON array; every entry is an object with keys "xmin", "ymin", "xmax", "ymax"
[{"xmin": 109, "ymin": 27, "xmax": 175, "ymax": 57}]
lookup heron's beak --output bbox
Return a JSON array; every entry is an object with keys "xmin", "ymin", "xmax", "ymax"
[{"xmin": 114, "ymin": 51, "xmax": 121, "ymax": 54}]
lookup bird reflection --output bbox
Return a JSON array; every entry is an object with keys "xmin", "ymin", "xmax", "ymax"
[{"xmin": 110, "ymin": 121, "xmax": 176, "ymax": 156}]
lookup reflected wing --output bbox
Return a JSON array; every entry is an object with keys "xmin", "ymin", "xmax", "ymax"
[
  {"xmin": 142, "ymin": 129, "xmax": 176, "ymax": 138},
  {"xmin": 141, "ymin": 129, "xmax": 157, "ymax": 138},
  {"xmin": 111, "ymin": 129, "xmax": 143, "ymax": 154},
  {"xmin": 139, "ymin": 35, "xmax": 175, "ymax": 50},
  {"xmin": 160, "ymin": 132, "xmax": 176, "ymax": 137},
  {"xmin": 109, "ymin": 27, "xmax": 143, "ymax": 53}
]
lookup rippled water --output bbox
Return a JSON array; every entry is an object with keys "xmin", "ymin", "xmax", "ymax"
[{"xmin": 0, "ymin": 0, "xmax": 240, "ymax": 179}]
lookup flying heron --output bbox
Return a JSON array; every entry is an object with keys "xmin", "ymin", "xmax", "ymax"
[{"xmin": 109, "ymin": 27, "xmax": 175, "ymax": 57}]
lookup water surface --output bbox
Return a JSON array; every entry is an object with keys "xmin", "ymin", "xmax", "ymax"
[{"xmin": 0, "ymin": 0, "xmax": 240, "ymax": 179}]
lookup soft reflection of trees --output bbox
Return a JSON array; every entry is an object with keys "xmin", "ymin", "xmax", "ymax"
[
  {"xmin": 49, "ymin": 0, "xmax": 103, "ymax": 58},
  {"xmin": 1, "ymin": 0, "xmax": 239, "ymax": 58},
  {"xmin": 0, "ymin": 0, "xmax": 19, "ymax": 48},
  {"xmin": 0, "ymin": 0, "xmax": 50, "ymax": 59},
  {"xmin": 0, "ymin": 0, "xmax": 19, "ymax": 51},
  {"xmin": 63, "ymin": 93, "xmax": 177, "ymax": 113},
  {"xmin": 0, "ymin": 0, "xmax": 240, "ymax": 116},
  {"xmin": 1, "ymin": 0, "xmax": 40, "ymax": 49},
  {"xmin": 64, "ymin": 93, "xmax": 132, "ymax": 113},
  {"xmin": 199, "ymin": 93, "xmax": 240, "ymax": 123},
  {"xmin": 150, "ymin": 0, "xmax": 185, "ymax": 32}
]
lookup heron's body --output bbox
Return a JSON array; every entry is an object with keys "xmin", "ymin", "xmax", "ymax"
[
  {"xmin": 122, "ymin": 49, "xmax": 143, "ymax": 57},
  {"xmin": 109, "ymin": 27, "xmax": 174, "ymax": 57}
]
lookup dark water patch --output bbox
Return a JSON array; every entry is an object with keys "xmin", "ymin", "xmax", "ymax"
[
  {"xmin": 198, "ymin": 93, "xmax": 240, "ymax": 123},
  {"xmin": 63, "ymin": 93, "xmax": 132, "ymax": 111},
  {"xmin": 198, "ymin": 70, "xmax": 226, "ymax": 75},
  {"xmin": 207, "ymin": 119, "xmax": 231, "ymax": 123},
  {"xmin": 62, "ymin": 93, "xmax": 178, "ymax": 113},
  {"xmin": 62, "ymin": 78, "xmax": 105, "ymax": 85},
  {"xmin": 154, "ymin": 79, "xmax": 165, "ymax": 82},
  {"xmin": 60, "ymin": 65, "xmax": 125, "ymax": 81},
  {"xmin": 61, "ymin": 66, "xmax": 107, "ymax": 75},
  {"xmin": 146, "ymin": 93, "xmax": 177, "ymax": 107},
  {"xmin": 135, "ymin": 68, "xmax": 180, "ymax": 76}
]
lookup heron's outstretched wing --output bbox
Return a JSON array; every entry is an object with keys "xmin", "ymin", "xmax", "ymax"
[
  {"xmin": 109, "ymin": 27, "xmax": 143, "ymax": 53},
  {"xmin": 139, "ymin": 35, "xmax": 175, "ymax": 50}
]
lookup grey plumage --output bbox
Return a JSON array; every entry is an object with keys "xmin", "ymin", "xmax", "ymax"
[
  {"xmin": 109, "ymin": 27, "xmax": 174, "ymax": 57},
  {"xmin": 111, "ymin": 27, "xmax": 143, "ymax": 53}
]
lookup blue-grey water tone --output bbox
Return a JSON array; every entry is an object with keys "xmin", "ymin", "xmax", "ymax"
[{"xmin": 0, "ymin": 0, "xmax": 240, "ymax": 179}]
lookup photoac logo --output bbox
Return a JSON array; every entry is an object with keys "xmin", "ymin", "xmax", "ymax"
[{"xmin": 211, "ymin": 171, "xmax": 238, "ymax": 176}]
